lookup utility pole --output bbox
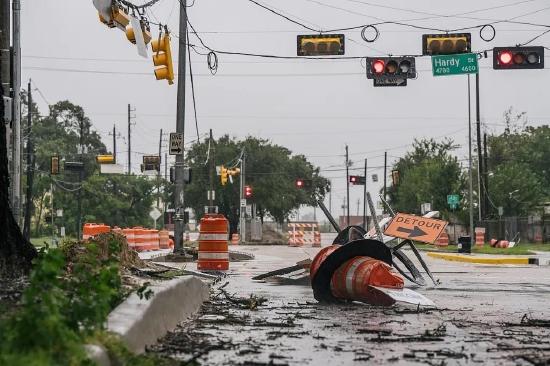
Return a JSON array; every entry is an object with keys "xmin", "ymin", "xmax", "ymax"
[
  {"xmin": 164, "ymin": 152, "xmax": 168, "ymax": 180},
  {"xmin": 345, "ymin": 145, "xmax": 349, "ymax": 226},
  {"xmin": 112, "ymin": 124, "xmax": 117, "ymax": 161},
  {"xmin": 157, "ymin": 128, "xmax": 162, "ymax": 208},
  {"xmin": 383, "ymin": 151, "xmax": 387, "ymax": 214},
  {"xmin": 467, "ymin": 75, "xmax": 474, "ymax": 251},
  {"xmin": 363, "ymin": 158, "xmax": 367, "ymax": 229},
  {"xmin": 208, "ymin": 129, "xmax": 214, "ymax": 208},
  {"xmin": 127, "ymin": 104, "xmax": 134, "ymax": 174},
  {"xmin": 483, "ymin": 133, "xmax": 489, "ymax": 216},
  {"xmin": 12, "ymin": 0, "xmax": 21, "ymax": 224},
  {"xmin": 77, "ymin": 117, "xmax": 84, "ymax": 240},
  {"xmin": 173, "ymin": 0, "xmax": 188, "ymax": 252},
  {"xmin": 0, "ymin": 0, "xmax": 10, "ymax": 96},
  {"xmin": 23, "ymin": 79, "xmax": 33, "ymax": 239},
  {"xmin": 475, "ymin": 73, "xmax": 483, "ymax": 221},
  {"xmin": 239, "ymin": 150, "xmax": 246, "ymax": 242}
]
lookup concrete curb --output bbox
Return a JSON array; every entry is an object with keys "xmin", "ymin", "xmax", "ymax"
[
  {"xmin": 427, "ymin": 252, "xmax": 539, "ymax": 265},
  {"xmin": 107, "ymin": 275, "xmax": 210, "ymax": 353}
]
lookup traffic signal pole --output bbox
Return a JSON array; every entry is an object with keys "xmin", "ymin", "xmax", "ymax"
[
  {"xmin": 173, "ymin": 0, "xmax": 188, "ymax": 253},
  {"xmin": 239, "ymin": 151, "xmax": 246, "ymax": 242},
  {"xmin": 345, "ymin": 145, "xmax": 350, "ymax": 226},
  {"xmin": 467, "ymin": 75, "xmax": 474, "ymax": 250},
  {"xmin": 363, "ymin": 158, "xmax": 367, "ymax": 229},
  {"xmin": 475, "ymin": 73, "xmax": 483, "ymax": 221}
]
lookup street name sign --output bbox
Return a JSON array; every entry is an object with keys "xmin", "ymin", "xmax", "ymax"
[
  {"xmin": 169, "ymin": 133, "xmax": 183, "ymax": 155},
  {"xmin": 373, "ymin": 77, "xmax": 407, "ymax": 87},
  {"xmin": 432, "ymin": 53, "xmax": 478, "ymax": 77},
  {"xmin": 384, "ymin": 213, "xmax": 448, "ymax": 244}
]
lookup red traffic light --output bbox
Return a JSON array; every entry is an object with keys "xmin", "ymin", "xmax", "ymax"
[
  {"xmin": 295, "ymin": 179, "xmax": 304, "ymax": 188},
  {"xmin": 244, "ymin": 185, "xmax": 252, "ymax": 198},
  {"xmin": 372, "ymin": 59, "xmax": 385, "ymax": 74},
  {"xmin": 493, "ymin": 46, "xmax": 544, "ymax": 70},
  {"xmin": 498, "ymin": 50, "xmax": 513, "ymax": 65},
  {"xmin": 350, "ymin": 176, "xmax": 357, "ymax": 183}
]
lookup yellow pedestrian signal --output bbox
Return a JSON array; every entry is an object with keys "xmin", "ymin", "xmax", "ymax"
[
  {"xmin": 297, "ymin": 34, "xmax": 345, "ymax": 56},
  {"xmin": 151, "ymin": 33, "xmax": 174, "ymax": 85},
  {"xmin": 422, "ymin": 33, "xmax": 471, "ymax": 55},
  {"xmin": 220, "ymin": 166, "xmax": 229, "ymax": 185},
  {"xmin": 51, "ymin": 155, "xmax": 60, "ymax": 175},
  {"xmin": 96, "ymin": 155, "xmax": 115, "ymax": 164}
]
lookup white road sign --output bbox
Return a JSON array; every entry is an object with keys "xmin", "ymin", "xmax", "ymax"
[
  {"xmin": 130, "ymin": 15, "xmax": 148, "ymax": 58},
  {"xmin": 149, "ymin": 208, "xmax": 162, "ymax": 221},
  {"xmin": 169, "ymin": 133, "xmax": 183, "ymax": 155},
  {"xmin": 240, "ymin": 199, "xmax": 247, "ymax": 208}
]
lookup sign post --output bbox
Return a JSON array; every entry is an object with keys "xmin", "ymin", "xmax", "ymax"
[{"xmin": 432, "ymin": 53, "xmax": 478, "ymax": 77}]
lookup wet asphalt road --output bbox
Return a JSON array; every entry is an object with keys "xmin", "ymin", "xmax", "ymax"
[{"xmin": 148, "ymin": 239, "xmax": 550, "ymax": 365}]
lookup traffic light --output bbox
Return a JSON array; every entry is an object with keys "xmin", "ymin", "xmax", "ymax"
[
  {"xmin": 297, "ymin": 34, "xmax": 345, "ymax": 56},
  {"xmin": 151, "ymin": 33, "xmax": 174, "ymax": 85},
  {"xmin": 391, "ymin": 170, "xmax": 400, "ymax": 186},
  {"xmin": 99, "ymin": 4, "xmax": 130, "ymax": 31},
  {"xmin": 295, "ymin": 179, "xmax": 312, "ymax": 188},
  {"xmin": 170, "ymin": 167, "xmax": 192, "ymax": 183},
  {"xmin": 366, "ymin": 57, "xmax": 416, "ymax": 79},
  {"xmin": 126, "ymin": 20, "xmax": 152, "ymax": 44},
  {"xmin": 422, "ymin": 33, "xmax": 471, "ymax": 55},
  {"xmin": 493, "ymin": 46, "xmax": 544, "ymax": 70},
  {"xmin": 220, "ymin": 166, "xmax": 228, "ymax": 185},
  {"xmin": 349, "ymin": 175, "xmax": 366, "ymax": 185},
  {"xmin": 50, "ymin": 155, "xmax": 60, "ymax": 175},
  {"xmin": 96, "ymin": 154, "xmax": 115, "ymax": 164},
  {"xmin": 244, "ymin": 185, "xmax": 253, "ymax": 198}
]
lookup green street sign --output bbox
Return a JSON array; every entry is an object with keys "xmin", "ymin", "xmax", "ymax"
[
  {"xmin": 447, "ymin": 194, "xmax": 460, "ymax": 206},
  {"xmin": 432, "ymin": 53, "xmax": 478, "ymax": 77}
]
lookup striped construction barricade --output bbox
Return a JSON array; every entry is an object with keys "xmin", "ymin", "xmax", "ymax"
[
  {"xmin": 197, "ymin": 214, "xmax": 229, "ymax": 271},
  {"xmin": 230, "ymin": 233, "xmax": 239, "ymax": 245},
  {"xmin": 82, "ymin": 223, "xmax": 110, "ymax": 240},
  {"xmin": 435, "ymin": 231, "xmax": 449, "ymax": 247},
  {"xmin": 288, "ymin": 222, "xmax": 321, "ymax": 247},
  {"xmin": 149, "ymin": 229, "xmax": 160, "ymax": 251},
  {"xmin": 122, "ymin": 228, "xmax": 136, "ymax": 250},
  {"xmin": 159, "ymin": 230, "xmax": 170, "ymax": 249}
]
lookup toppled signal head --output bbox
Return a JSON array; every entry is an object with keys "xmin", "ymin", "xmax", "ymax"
[
  {"xmin": 493, "ymin": 46, "xmax": 544, "ymax": 70},
  {"xmin": 297, "ymin": 34, "xmax": 345, "ymax": 56},
  {"xmin": 366, "ymin": 57, "xmax": 416, "ymax": 79},
  {"xmin": 423, "ymin": 33, "xmax": 471, "ymax": 55}
]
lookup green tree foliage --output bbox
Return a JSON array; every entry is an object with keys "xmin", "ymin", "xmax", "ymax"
[
  {"xmin": 29, "ymin": 101, "xmax": 157, "ymax": 236},
  {"xmin": 387, "ymin": 138, "xmax": 466, "ymax": 220},
  {"xmin": 486, "ymin": 109, "xmax": 549, "ymax": 216},
  {"xmin": 184, "ymin": 135, "xmax": 330, "ymax": 231}
]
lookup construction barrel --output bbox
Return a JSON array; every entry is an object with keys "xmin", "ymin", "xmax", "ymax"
[{"xmin": 198, "ymin": 214, "xmax": 229, "ymax": 271}]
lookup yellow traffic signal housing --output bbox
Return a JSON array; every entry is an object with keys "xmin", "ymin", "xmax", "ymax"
[
  {"xmin": 96, "ymin": 154, "xmax": 115, "ymax": 164},
  {"xmin": 51, "ymin": 155, "xmax": 60, "ymax": 175},
  {"xmin": 111, "ymin": 5, "xmax": 130, "ymax": 30},
  {"xmin": 220, "ymin": 166, "xmax": 229, "ymax": 185},
  {"xmin": 126, "ymin": 20, "xmax": 152, "ymax": 44},
  {"xmin": 422, "ymin": 33, "xmax": 471, "ymax": 55},
  {"xmin": 297, "ymin": 34, "xmax": 345, "ymax": 56},
  {"xmin": 98, "ymin": 13, "xmax": 116, "ymax": 28},
  {"xmin": 151, "ymin": 33, "xmax": 174, "ymax": 85},
  {"xmin": 228, "ymin": 168, "xmax": 241, "ymax": 176}
]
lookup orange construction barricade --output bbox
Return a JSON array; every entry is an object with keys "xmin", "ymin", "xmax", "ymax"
[
  {"xmin": 122, "ymin": 228, "xmax": 136, "ymax": 250},
  {"xmin": 474, "ymin": 227, "xmax": 485, "ymax": 246},
  {"xmin": 230, "ymin": 233, "xmax": 239, "ymax": 245},
  {"xmin": 435, "ymin": 231, "xmax": 449, "ymax": 246},
  {"xmin": 149, "ymin": 229, "xmax": 160, "ymax": 251},
  {"xmin": 197, "ymin": 214, "xmax": 229, "ymax": 271},
  {"xmin": 159, "ymin": 230, "xmax": 170, "ymax": 249},
  {"xmin": 82, "ymin": 223, "xmax": 110, "ymax": 240}
]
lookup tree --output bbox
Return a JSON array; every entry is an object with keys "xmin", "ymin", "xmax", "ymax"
[
  {"xmin": 0, "ymin": 80, "xmax": 37, "ymax": 277},
  {"xmin": 485, "ymin": 110, "xmax": 550, "ymax": 216},
  {"xmin": 184, "ymin": 135, "xmax": 329, "ymax": 232},
  {"xmin": 387, "ymin": 138, "xmax": 466, "ymax": 220}
]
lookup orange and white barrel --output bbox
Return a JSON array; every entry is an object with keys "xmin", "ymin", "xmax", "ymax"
[
  {"xmin": 149, "ymin": 229, "xmax": 160, "ymax": 251},
  {"xmin": 197, "ymin": 214, "xmax": 229, "ymax": 271},
  {"xmin": 82, "ymin": 223, "xmax": 95, "ymax": 240},
  {"xmin": 133, "ymin": 228, "xmax": 147, "ymax": 251},
  {"xmin": 159, "ymin": 230, "xmax": 170, "ymax": 249},
  {"xmin": 474, "ymin": 227, "xmax": 485, "ymax": 246},
  {"xmin": 122, "ymin": 228, "xmax": 136, "ymax": 250},
  {"xmin": 435, "ymin": 231, "xmax": 449, "ymax": 246},
  {"xmin": 231, "ymin": 233, "xmax": 239, "ymax": 245}
]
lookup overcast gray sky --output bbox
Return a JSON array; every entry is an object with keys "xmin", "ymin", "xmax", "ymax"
[{"xmin": 21, "ymin": 0, "xmax": 550, "ymax": 219}]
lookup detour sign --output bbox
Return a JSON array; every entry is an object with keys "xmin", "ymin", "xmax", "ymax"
[{"xmin": 384, "ymin": 213, "xmax": 448, "ymax": 244}]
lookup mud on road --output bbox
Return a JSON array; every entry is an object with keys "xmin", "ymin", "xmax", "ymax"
[{"xmin": 148, "ymin": 246, "xmax": 550, "ymax": 365}]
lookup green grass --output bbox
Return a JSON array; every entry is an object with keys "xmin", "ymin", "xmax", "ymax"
[{"xmin": 414, "ymin": 243, "xmax": 550, "ymax": 255}]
